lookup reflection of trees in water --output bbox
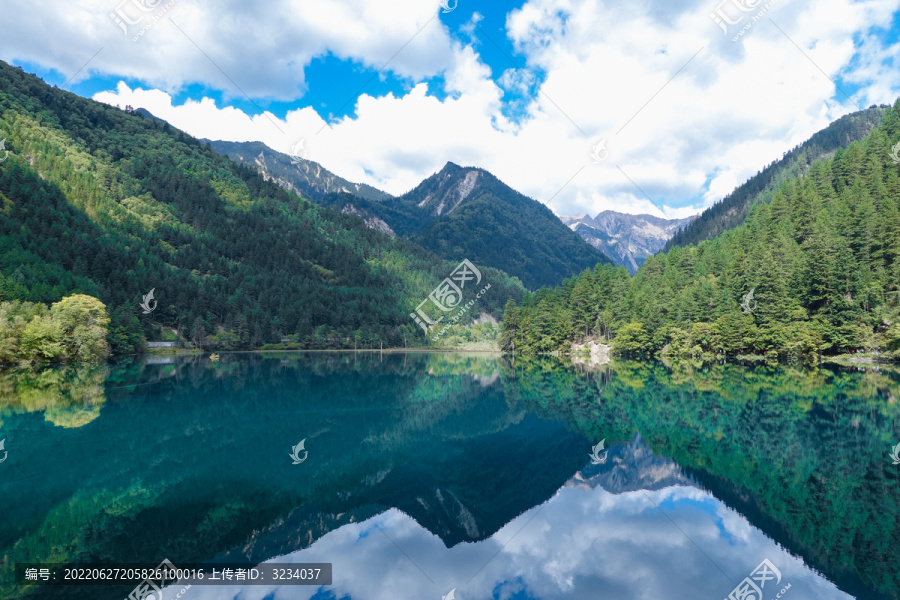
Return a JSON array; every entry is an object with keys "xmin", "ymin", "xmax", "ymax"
[
  {"xmin": 0, "ymin": 364, "xmax": 108, "ymax": 428},
  {"xmin": 502, "ymin": 357, "xmax": 900, "ymax": 600},
  {"xmin": 0, "ymin": 485, "xmax": 164, "ymax": 600},
  {"xmin": 3, "ymin": 355, "xmax": 899, "ymax": 599},
  {"xmin": 0, "ymin": 353, "xmax": 583, "ymax": 600}
]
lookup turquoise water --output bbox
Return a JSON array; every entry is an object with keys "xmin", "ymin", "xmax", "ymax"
[{"xmin": 1, "ymin": 353, "xmax": 898, "ymax": 599}]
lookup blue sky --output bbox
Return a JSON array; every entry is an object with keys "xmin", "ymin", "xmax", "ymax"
[
  {"xmin": 28, "ymin": 2, "xmax": 539, "ymax": 124},
  {"xmin": 2, "ymin": 0, "xmax": 899, "ymax": 217}
]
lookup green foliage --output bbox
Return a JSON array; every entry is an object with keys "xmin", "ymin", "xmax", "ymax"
[
  {"xmin": 0, "ymin": 294, "xmax": 110, "ymax": 364},
  {"xmin": 667, "ymin": 104, "xmax": 891, "ymax": 250},
  {"xmin": 503, "ymin": 99, "xmax": 900, "ymax": 358},
  {"xmin": 20, "ymin": 315, "xmax": 63, "ymax": 361},
  {"xmin": 887, "ymin": 323, "xmax": 900, "ymax": 352},
  {"xmin": 106, "ymin": 306, "xmax": 143, "ymax": 355},
  {"xmin": 50, "ymin": 294, "xmax": 111, "ymax": 361},
  {"xmin": 613, "ymin": 322, "xmax": 650, "ymax": 354},
  {"xmin": 0, "ymin": 61, "xmax": 525, "ymax": 352},
  {"xmin": 319, "ymin": 162, "xmax": 612, "ymax": 289}
]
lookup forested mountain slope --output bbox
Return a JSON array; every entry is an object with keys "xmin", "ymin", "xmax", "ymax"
[
  {"xmin": 215, "ymin": 144, "xmax": 611, "ymax": 289},
  {"xmin": 326, "ymin": 162, "xmax": 614, "ymax": 290},
  {"xmin": 502, "ymin": 99, "xmax": 900, "ymax": 358},
  {"xmin": 395, "ymin": 162, "xmax": 612, "ymax": 289},
  {"xmin": 666, "ymin": 105, "xmax": 889, "ymax": 250},
  {"xmin": 208, "ymin": 139, "xmax": 393, "ymax": 204},
  {"xmin": 0, "ymin": 61, "xmax": 524, "ymax": 353}
]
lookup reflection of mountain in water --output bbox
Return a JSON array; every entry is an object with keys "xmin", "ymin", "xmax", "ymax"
[
  {"xmin": 0, "ymin": 353, "xmax": 587, "ymax": 599},
  {"xmin": 567, "ymin": 433, "xmax": 693, "ymax": 494},
  {"xmin": 563, "ymin": 430, "xmax": 895, "ymax": 600},
  {"xmin": 224, "ymin": 431, "xmax": 689, "ymax": 566},
  {"xmin": 212, "ymin": 408, "xmax": 587, "ymax": 565},
  {"xmin": 2, "ymin": 354, "xmax": 898, "ymax": 600},
  {"xmin": 503, "ymin": 357, "xmax": 900, "ymax": 600}
]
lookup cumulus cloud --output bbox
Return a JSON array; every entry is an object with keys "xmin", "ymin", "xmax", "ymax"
[
  {"xmin": 4, "ymin": 0, "xmax": 899, "ymax": 217},
  {"xmin": 0, "ymin": 0, "xmax": 457, "ymax": 98},
  {"xmin": 175, "ymin": 484, "xmax": 851, "ymax": 600}
]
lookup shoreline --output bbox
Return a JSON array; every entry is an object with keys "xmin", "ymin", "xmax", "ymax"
[{"xmin": 141, "ymin": 347, "xmax": 503, "ymax": 356}]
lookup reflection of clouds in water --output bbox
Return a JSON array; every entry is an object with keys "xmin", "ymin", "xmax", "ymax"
[{"xmin": 181, "ymin": 485, "xmax": 851, "ymax": 600}]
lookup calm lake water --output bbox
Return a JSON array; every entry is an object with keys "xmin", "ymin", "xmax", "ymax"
[{"xmin": 1, "ymin": 353, "xmax": 898, "ymax": 600}]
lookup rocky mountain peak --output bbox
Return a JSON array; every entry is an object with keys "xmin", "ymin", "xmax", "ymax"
[{"xmin": 561, "ymin": 210, "xmax": 696, "ymax": 274}]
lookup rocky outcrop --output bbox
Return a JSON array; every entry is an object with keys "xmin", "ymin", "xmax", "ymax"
[{"xmin": 571, "ymin": 340, "xmax": 611, "ymax": 367}]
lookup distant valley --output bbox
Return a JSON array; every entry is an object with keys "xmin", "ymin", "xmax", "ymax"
[{"xmin": 211, "ymin": 104, "xmax": 887, "ymax": 280}]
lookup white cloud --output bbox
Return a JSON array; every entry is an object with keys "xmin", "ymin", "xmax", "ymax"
[
  {"xmin": 176, "ymin": 484, "xmax": 852, "ymax": 600},
  {"xmin": 495, "ymin": 0, "xmax": 900, "ymax": 216},
  {"xmin": 0, "ymin": 0, "xmax": 458, "ymax": 98},
  {"xmin": 5, "ymin": 0, "xmax": 899, "ymax": 218}
]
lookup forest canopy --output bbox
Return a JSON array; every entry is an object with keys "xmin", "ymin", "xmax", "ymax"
[
  {"xmin": 0, "ymin": 61, "xmax": 524, "ymax": 358},
  {"xmin": 502, "ymin": 99, "xmax": 900, "ymax": 360},
  {"xmin": 0, "ymin": 294, "xmax": 110, "ymax": 363}
]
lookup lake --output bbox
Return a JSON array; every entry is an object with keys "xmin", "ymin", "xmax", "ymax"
[{"xmin": 1, "ymin": 353, "xmax": 898, "ymax": 600}]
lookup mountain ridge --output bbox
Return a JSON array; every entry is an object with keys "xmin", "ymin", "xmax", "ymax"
[
  {"xmin": 208, "ymin": 139, "xmax": 394, "ymax": 204},
  {"xmin": 211, "ymin": 144, "xmax": 612, "ymax": 289},
  {"xmin": 665, "ymin": 104, "xmax": 891, "ymax": 250},
  {"xmin": 392, "ymin": 161, "xmax": 612, "ymax": 289},
  {"xmin": 561, "ymin": 210, "xmax": 696, "ymax": 274},
  {"xmin": 0, "ymin": 59, "xmax": 525, "ymax": 352}
]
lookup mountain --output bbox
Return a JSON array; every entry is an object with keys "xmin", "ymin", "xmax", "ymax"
[
  {"xmin": 208, "ymin": 139, "xmax": 393, "ymax": 204},
  {"xmin": 502, "ymin": 98, "xmax": 900, "ymax": 359},
  {"xmin": 215, "ymin": 145, "xmax": 612, "ymax": 289},
  {"xmin": 0, "ymin": 353, "xmax": 588, "ymax": 600},
  {"xmin": 666, "ymin": 104, "xmax": 891, "ymax": 250},
  {"xmin": 134, "ymin": 107, "xmax": 167, "ymax": 124},
  {"xmin": 392, "ymin": 163, "xmax": 612, "ymax": 289},
  {"xmin": 316, "ymin": 191, "xmax": 411, "ymax": 238},
  {"xmin": 0, "ymin": 60, "xmax": 524, "ymax": 353},
  {"xmin": 567, "ymin": 433, "xmax": 693, "ymax": 493},
  {"xmin": 561, "ymin": 211, "xmax": 696, "ymax": 274}
]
